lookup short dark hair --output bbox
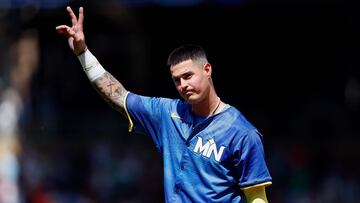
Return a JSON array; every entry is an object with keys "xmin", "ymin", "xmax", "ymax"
[{"xmin": 167, "ymin": 44, "xmax": 208, "ymax": 67}]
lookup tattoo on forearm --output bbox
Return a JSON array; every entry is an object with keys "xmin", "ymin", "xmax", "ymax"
[{"xmin": 93, "ymin": 72, "xmax": 127, "ymax": 115}]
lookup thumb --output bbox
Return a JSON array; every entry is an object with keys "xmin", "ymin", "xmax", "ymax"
[{"xmin": 67, "ymin": 28, "xmax": 76, "ymax": 38}]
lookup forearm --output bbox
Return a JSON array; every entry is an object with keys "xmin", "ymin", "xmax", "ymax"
[
  {"xmin": 78, "ymin": 49, "xmax": 128, "ymax": 115},
  {"xmin": 92, "ymin": 71, "xmax": 127, "ymax": 114}
]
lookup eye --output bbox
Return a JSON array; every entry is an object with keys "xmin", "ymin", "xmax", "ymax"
[
  {"xmin": 184, "ymin": 73, "xmax": 192, "ymax": 80},
  {"xmin": 173, "ymin": 78, "xmax": 180, "ymax": 84}
]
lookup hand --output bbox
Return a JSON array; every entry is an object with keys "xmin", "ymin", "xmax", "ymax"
[{"xmin": 56, "ymin": 6, "xmax": 86, "ymax": 55}]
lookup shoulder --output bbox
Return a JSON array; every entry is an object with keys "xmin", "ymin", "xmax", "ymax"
[
  {"xmin": 127, "ymin": 92, "xmax": 185, "ymax": 110},
  {"xmin": 222, "ymin": 105, "xmax": 257, "ymax": 133},
  {"xmin": 219, "ymin": 105, "xmax": 264, "ymax": 147}
]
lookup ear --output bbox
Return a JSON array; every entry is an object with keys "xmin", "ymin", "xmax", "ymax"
[{"xmin": 203, "ymin": 63, "xmax": 212, "ymax": 78}]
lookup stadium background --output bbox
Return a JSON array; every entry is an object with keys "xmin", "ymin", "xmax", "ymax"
[{"xmin": 0, "ymin": 0, "xmax": 358, "ymax": 202}]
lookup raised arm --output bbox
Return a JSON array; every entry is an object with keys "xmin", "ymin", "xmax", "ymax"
[{"xmin": 56, "ymin": 6, "xmax": 128, "ymax": 115}]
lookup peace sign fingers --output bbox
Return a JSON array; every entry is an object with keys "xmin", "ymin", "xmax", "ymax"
[{"xmin": 56, "ymin": 6, "xmax": 86, "ymax": 55}]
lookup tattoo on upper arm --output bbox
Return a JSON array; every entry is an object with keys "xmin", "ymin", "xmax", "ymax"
[{"xmin": 93, "ymin": 72, "xmax": 127, "ymax": 115}]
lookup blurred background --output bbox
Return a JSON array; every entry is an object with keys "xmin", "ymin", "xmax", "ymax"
[{"xmin": 0, "ymin": 0, "xmax": 358, "ymax": 202}]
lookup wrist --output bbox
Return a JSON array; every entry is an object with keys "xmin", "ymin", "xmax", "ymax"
[
  {"xmin": 76, "ymin": 46, "xmax": 88, "ymax": 56},
  {"xmin": 77, "ymin": 48, "xmax": 106, "ymax": 81}
]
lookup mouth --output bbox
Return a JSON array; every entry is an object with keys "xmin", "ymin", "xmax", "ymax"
[{"xmin": 183, "ymin": 91, "xmax": 194, "ymax": 97}]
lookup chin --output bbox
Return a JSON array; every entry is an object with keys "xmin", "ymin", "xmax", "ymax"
[{"xmin": 183, "ymin": 94, "xmax": 201, "ymax": 105}]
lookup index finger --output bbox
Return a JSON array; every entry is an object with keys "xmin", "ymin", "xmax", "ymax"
[{"xmin": 66, "ymin": 6, "xmax": 78, "ymax": 26}]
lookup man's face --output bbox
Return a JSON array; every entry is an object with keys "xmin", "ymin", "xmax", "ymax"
[{"xmin": 170, "ymin": 59, "xmax": 212, "ymax": 104}]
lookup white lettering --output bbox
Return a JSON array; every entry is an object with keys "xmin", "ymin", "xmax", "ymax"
[
  {"xmin": 194, "ymin": 137, "xmax": 210, "ymax": 156},
  {"xmin": 193, "ymin": 137, "xmax": 225, "ymax": 162}
]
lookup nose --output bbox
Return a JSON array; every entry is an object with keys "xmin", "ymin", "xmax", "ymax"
[{"xmin": 179, "ymin": 78, "xmax": 189, "ymax": 92}]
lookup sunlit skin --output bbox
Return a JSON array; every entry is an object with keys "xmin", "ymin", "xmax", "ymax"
[{"xmin": 170, "ymin": 59, "xmax": 222, "ymax": 116}]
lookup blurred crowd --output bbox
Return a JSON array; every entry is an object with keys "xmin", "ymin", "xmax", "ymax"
[{"xmin": 1, "ymin": 1, "xmax": 359, "ymax": 203}]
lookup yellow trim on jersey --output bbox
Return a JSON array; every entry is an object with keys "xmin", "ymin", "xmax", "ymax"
[
  {"xmin": 241, "ymin": 181, "xmax": 272, "ymax": 190},
  {"xmin": 123, "ymin": 91, "xmax": 134, "ymax": 132},
  {"xmin": 243, "ymin": 185, "xmax": 269, "ymax": 203},
  {"xmin": 171, "ymin": 112, "xmax": 182, "ymax": 119}
]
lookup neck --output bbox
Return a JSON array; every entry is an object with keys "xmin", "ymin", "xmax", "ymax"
[{"xmin": 209, "ymin": 97, "xmax": 221, "ymax": 116}]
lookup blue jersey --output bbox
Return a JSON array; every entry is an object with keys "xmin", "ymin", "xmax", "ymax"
[{"xmin": 124, "ymin": 92, "xmax": 272, "ymax": 203}]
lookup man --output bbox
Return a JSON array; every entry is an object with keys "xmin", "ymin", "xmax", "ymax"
[{"xmin": 56, "ymin": 6, "xmax": 272, "ymax": 203}]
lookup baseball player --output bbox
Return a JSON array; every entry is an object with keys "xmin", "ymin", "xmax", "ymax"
[{"xmin": 56, "ymin": 6, "xmax": 272, "ymax": 203}]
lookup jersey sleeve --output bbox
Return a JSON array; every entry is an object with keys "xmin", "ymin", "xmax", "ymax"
[
  {"xmin": 124, "ymin": 92, "xmax": 165, "ymax": 149},
  {"xmin": 233, "ymin": 129, "xmax": 272, "ymax": 189}
]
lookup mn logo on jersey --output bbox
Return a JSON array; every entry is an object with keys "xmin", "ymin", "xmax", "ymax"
[{"xmin": 193, "ymin": 137, "xmax": 225, "ymax": 162}]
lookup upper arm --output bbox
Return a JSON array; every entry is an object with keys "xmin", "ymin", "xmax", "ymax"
[
  {"xmin": 234, "ymin": 130, "xmax": 272, "ymax": 188},
  {"xmin": 123, "ymin": 93, "xmax": 166, "ymax": 149}
]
